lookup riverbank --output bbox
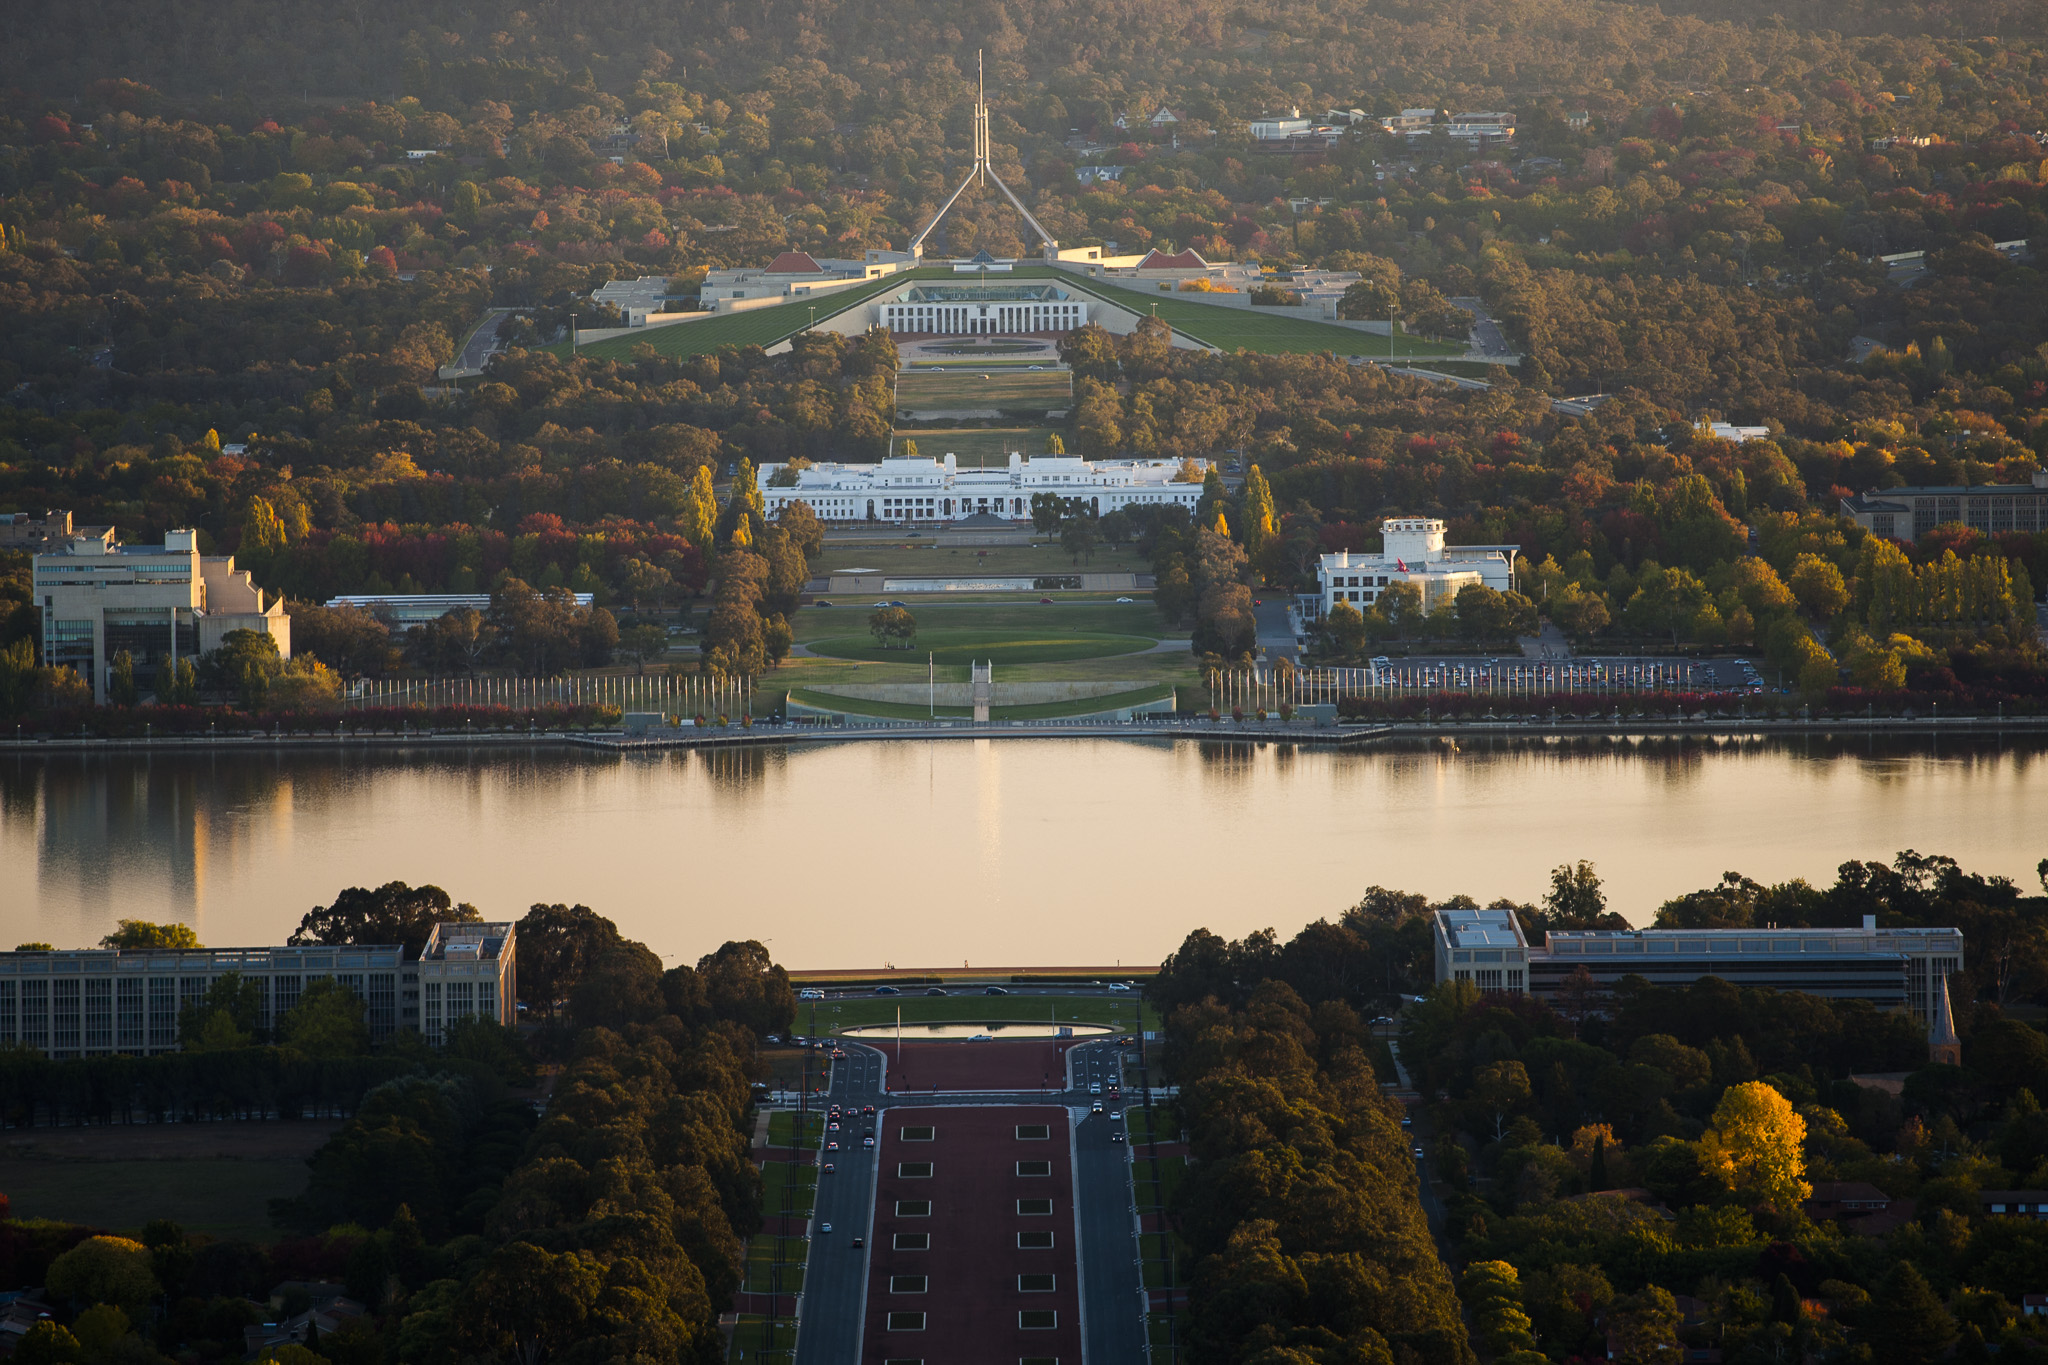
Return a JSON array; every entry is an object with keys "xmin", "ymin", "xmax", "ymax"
[{"xmin": 5, "ymin": 710, "xmax": 2048, "ymax": 753}]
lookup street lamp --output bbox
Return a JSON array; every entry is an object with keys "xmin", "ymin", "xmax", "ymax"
[{"xmin": 569, "ymin": 312, "xmax": 578, "ymax": 355}]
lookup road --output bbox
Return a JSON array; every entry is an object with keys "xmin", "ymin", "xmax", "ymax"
[
  {"xmin": 1450, "ymin": 296, "xmax": 1514, "ymax": 358},
  {"xmin": 794, "ymin": 1043, "xmax": 887, "ymax": 1364},
  {"xmin": 791, "ymin": 1034, "xmax": 1148, "ymax": 1364}
]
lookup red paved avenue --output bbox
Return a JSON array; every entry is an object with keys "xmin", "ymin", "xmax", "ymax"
[
  {"xmin": 860, "ymin": 1105, "xmax": 1083, "ymax": 1363},
  {"xmin": 879, "ymin": 1038, "xmax": 1070, "ymax": 1091}
]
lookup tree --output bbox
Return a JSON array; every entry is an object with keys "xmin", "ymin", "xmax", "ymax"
[
  {"xmin": 1239, "ymin": 465, "xmax": 1277, "ymax": 558},
  {"xmin": 1061, "ymin": 514, "xmax": 1099, "ymax": 564},
  {"xmin": 159, "ymin": 656, "xmax": 198, "ymax": 706},
  {"xmin": 775, "ymin": 499, "xmax": 824, "ymax": 561},
  {"xmin": 108, "ymin": 650, "xmax": 138, "ymax": 706},
  {"xmin": 1545, "ymin": 861, "xmax": 1615, "ymax": 929},
  {"xmin": 0, "ymin": 638, "xmax": 38, "ymax": 717},
  {"xmin": 178, "ymin": 972, "xmax": 264, "ymax": 1049},
  {"xmin": 46, "ymin": 1236, "xmax": 158, "ymax": 1321},
  {"xmin": 696, "ymin": 940, "xmax": 796, "ymax": 1035},
  {"xmin": 467, "ymin": 1242, "xmax": 602, "ymax": 1365},
  {"xmin": 1030, "ymin": 492, "xmax": 1066, "ymax": 534},
  {"xmin": 515, "ymin": 903, "xmax": 621, "ymax": 1017},
  {"xmin": 1472, "ymin": 1060, "xmax": 1533, "ymax": 1140},
  {"xmin": 409, "ymin": 606, "xmax": 494, "ymax": 675},
  {"xmin": 1339, "ymin": 278, "xmax": 1401, "ymax": 322},
  {"xmin": 201, "ymin": 628, "xmax": 283, "ymax": 708},
  {"xmin": 619, "ymin": 623, "xmax": 668, "ymax": 674},
  {"xmin": 14, "ymin": 1323, "xmax": 81, "ymax": 1365},
  {"xmin": 293, "ymin": 882, "xmax": 480, "ymax": 959},
  {"xmin": 1700, "ymin": 1080, "xmax": 1809, "ymax": 1209},
  {"xmin": 288, "ymin": 602, "xmax": 396, "ymax": 677},
  {"xmin": 617, "ymin": 558, "xmax": 675, "ymax": 615},
  {"xmin": 868, "ymin": 606, "xmax": 916, "ymax": 650},
  {"xmin": 1864, "ymin": 1262, "xmax": 1958, "ymax": 1365},
  {"xmin": 1321, "ymin": 599, "xmax": 1367, "ymax": 659},
  {"xmin": 1607, "ymin": 1286, "xmax": 1682, "ymax": 1365},
  {"xmin": 100, "ymin": 920, "xmax": 201, "ymax": 950},
  {"xmin": 277, "ymin": 977, "xmax": 370, "ymax": 1058},
  {"xmin": 1787, "ymin": 553, "xmax": 1850, "ymax": 619},
  {"xmin": 1380, "ymin": 582, "xmax": 1425, "ymax": 638}
]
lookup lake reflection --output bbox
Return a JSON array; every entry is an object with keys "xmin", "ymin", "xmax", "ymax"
[{"xmin": 2, "ymin": 735, "xmax": 2042, "ymax": 968}]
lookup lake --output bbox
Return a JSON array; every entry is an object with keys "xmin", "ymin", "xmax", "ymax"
[{"xmin": 3, "ymin": 735, "xmax": 2042, "ymax": 969}]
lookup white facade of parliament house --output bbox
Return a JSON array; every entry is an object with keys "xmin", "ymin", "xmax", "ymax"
[
  {"xmin": 760, "ymin": 454, "xmax": 1204, "ymax": 524},
  {"xmin": 875, "ymin": 281, "xmax": 1091, "ymax": 335},
  {"xmin": 1306, "ymin": 518, "xmax": 1518, "ymax": 619}
]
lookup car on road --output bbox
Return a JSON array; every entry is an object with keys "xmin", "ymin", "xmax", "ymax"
[
  {"xmin": 823, "ymin": 1163, "xmax": 835, "ymax": 1173},
  {"xmin": 1111, "ymin": 1132, "xmax": 1125, "ymax": 1143},
  {"xmin": 1039, "ymin": 597, "xmax": 1054, "ymax": 604},
  {"xmin": 1089, "ymin": 1083, "xmax": 1102, "ymax": 1095},
  {"xmin": 1115, "ymin": 596, "xmax": 1134, "ymax": 603},
  {"xmin": 1107, "ymin": 983, "xmax": 1130, "ymax": 992},
  {"xmin": 984, "ymin": 985, "xmax": 1009, "ymax": 995},
  {"xmin": 925, "ymin": 987, "xmax": 948, "ymax": 996},
  {"xmin": 890, "ymin": 600, "xmax": 908, "ymax": 608},
  {"xmin": 863, "ymin": 1105, "xmax": 876, "ymax": 1115},
  {"xmin": 873, "ymin": 600, "xmax": 889, "ymax": 607},
  {"xmin": 1401, "ymin": 1116, "xmax": 1412, "ymax": 1128},
  {"xmin": 875, "ymin": 985, "xmax": 901, "ymax": 995},
  {"xmin": 820, "ymin": 1223, "xmax": 832, "ymax": 1234},
  {"xmin": 1108, "ymin": 1110, "xmax": 1121, "ymax": 1119},
  {"xmin": 814, "ymin": 600, "xmax": 834, "ymax": 607},
  {"xmin": 852, "ymin": 1236, "xmax": 864, "ymax": 1248},
  {"xmin": 828, "ymin": 1120, "xmax": 840, "ymax": 1130},
  {"xmin": 1091, "ymin": 1102, "xmax": 1103, "ymax": 1113},
  {"xmin": 827, "ymin": 1141, "xmax": 839, "ymax": 1151},
  {"xmin": 1412, "ymin": 1145, "xmax": 1425, "ymax": 1158},
  {"xmin": 863, "ymin": 1136, "xmax": 875, "ymax": 1148},
  {"xmin": 799, "ymin": 988, "xmax": 825, "ymax": 1000}
]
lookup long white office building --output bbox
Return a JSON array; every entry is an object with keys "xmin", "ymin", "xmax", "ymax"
[
  {"xmin": 1433, "ymin": 907, "xmax": 1964, "ymax": 1025},
  {"xmin": 876, "ymin": 281, "xmax": 1091, "ymax": 335},
  {"xmin": 0, "ymin": 922, "xmax": 516, "ymax": 1060},
  {"xmin": 760, "ymin": 453, "xmax": 1205, "ymax": 524},
  {"xmin": 1306, "ymin": 517, "xmax": 1517, "ymax": 619}
]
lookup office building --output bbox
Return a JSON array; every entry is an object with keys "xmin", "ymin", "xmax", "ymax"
[
  {"xmin": 1306, "ymin": 518, "xmax": 1518, "ymax": 620},
  {"xmin": 876, "ymin": 280, "xmax": 1091, "ymax": 335},
  {"xmin": 0, "ymin": 921, "xmax": 515, "ymax": 1060},
  {"xmin": 1432, "ymin": 907, "xmax": 1964, "ymax": 1025},
  {"xmin": 1840, "ymin": 470, "xmax": 2048, "ymax": 543},
  {"xmin": 324, "ymin": 592, "xmax": 593, "ymax": 631},
  {"xmin": 33, "ymin": 527, "xmax": 289, "ymax": 702}
]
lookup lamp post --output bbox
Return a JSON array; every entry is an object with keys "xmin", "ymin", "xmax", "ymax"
[{"xmin": 569, "ymin": 312, "xmax": 578, "ymax": 355}]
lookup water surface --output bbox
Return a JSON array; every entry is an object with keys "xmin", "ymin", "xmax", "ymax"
[{"xmin": 3, "ymin": 735, "xmax": 2040, "ymax": 968}]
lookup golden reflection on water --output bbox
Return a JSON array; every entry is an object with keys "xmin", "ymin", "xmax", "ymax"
[{"xmin": 2, "ymin": 736, "xmax": 2042, "ymax": 969}]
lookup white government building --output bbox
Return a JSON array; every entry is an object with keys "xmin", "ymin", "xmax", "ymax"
[
  {"xmin": 1304, "ymin": 518, "xmax": 1518, "ymax": 619},
  {"xmin": 760, "ymin": 454, "xmax": 1205, "ymax": 524},
  {"xmin": 876, "ymin": 279, "xmax": 1091, "ymax": 335},
  {"xmin": 33, "ymin": 527, "xmax": 290, "ymax": 703}
]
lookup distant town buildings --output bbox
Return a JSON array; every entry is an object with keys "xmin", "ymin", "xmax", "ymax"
[
  {"xmin": 1375, "ymin": 109, "xmax": 1517, "ymax": 143},
  {"xmin": 1840, "ymin": 470, "xmax": 2048, "ymax": 542},
  {"xmin": 758, "ymin": 454, "xmax": 1205, "ymax": 524},
  {"xmin": 0, "ymin": 510, "xmax": 106, "ymax": 553},
  {"xmin": 0, "ymin": 921, "xmax": 515, "ymax": 1060},
  {"xmin": 33, "ymin": 527, "xmax": 289, "ymax": 702},
  {"xmin": 1431, "ymin": 906, "xmax": 1965, "ymax": 1026},
  {"xmin": 1306, "ymin": 518, "xmax": 1518, "ymax": 620}
]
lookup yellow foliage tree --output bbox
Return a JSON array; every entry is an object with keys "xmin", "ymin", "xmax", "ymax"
[{"xmin": 1700, "ymin": 1080, "xmax": 1809, "ymax": 1209}]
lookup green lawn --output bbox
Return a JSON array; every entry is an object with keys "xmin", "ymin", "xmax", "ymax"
[
  {"xmin": 808, "ymin": 993, "xmax": 1159, "ymax": 1033},
  {"xmin": 888, "ymin": 427, "xmax": 1061, "ymax": 465},
  {"xmin": 0, "ymin": 1159, "xmax": 309, "ymax": 1242},
  {"xmin": 788, "ymin": 682, "xmax": 1172, "ymax": 721},
  {"xmin": 726, "ymin": 1314, "xmax": 800, "ymax": 1363},
  {"xmin": 805, "ymin": 628, "xmax": 1156, "ymax": 666},
  {"xmin": 568, "ymin": 274, "xmax": 905, "ymax": 360},
  {"xmin": 1060, "ymin": 273, "xmax": 1464, "ymax": 358},
  {"xmin": 743, "ymin": 1235, "xmax": 808, "ymax": 1294},
  {"xmin": 895, "ymin": 368, "xmax": 1074, "ymax": 411},
  {"xmin": 794, "ymin": 600, "xmax": 1166, "ymax": 642},
  {"xmin": 760, "ymin": 1159, "xmax": 817, "ymax": 1215},
  {"xmin": 1134, "ymin": 1154, "xmax": 1188, "ymax": 1210},
  {"xmin": 767, "ymin": 1110, "xmax": 823, "ymax": 1150}
]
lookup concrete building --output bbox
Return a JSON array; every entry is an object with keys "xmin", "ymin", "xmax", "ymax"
[
  {"xmin": 592, "ymin": 275, "xmax": 684, "ymax": 326},
  {"xmin": 324, "ymin": 592, "xmax": 593, "ymax": 631},
  {"xmin": 877, "ymin": 280, "xmax": 1090, "ymax": 335},
  {"xmin": 1448, "ymin": 112, "xmax": 1517, "ymax": 142},
  {"xmin": 0, "ymin": 922, "xmax": 515, "ymax": 1061},
  {"xmin": 759, "ymin": 453, "xmax": 1205, "ymax": 524},
  {"xmin": 416, "ymin": 922, "xmax": 518, "ymax": 1045},
  {"xmin": 1431, "ymin": 906, "xmax": 1964, "ymax": 1026},
  {"xmin": 1378, "ymin": 108, "xmax": 1439, "ymax": 136},
  {"xmin": 1305, "ymin": 518, "xmax": 1517, "ymax": 621},
  {"xmin": 1840, "ymin": 471, "xmax": 2048, "ymax": 543},
  {"xmin": 2, "ymin": 510, "xmax": 110, "ymax": 553},
  {"xmin": 698, "ymin": 250, "xmax": 915, "ymax": 312},
  {"xmin": 34, "ymin": 528, "xmax": 288, "ymax": 702},
  {"xmin": 1250, "ymin": 108, "xmax": 1315, "ymax": 140}
]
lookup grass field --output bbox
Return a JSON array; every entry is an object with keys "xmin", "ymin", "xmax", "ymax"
[
  {"xmin": 761, "ymin": 1159, "xmax": 818, "ymax": 1216},
  {"xmin": 794, "ymin": 600, "xmax": 1165, "ymax": 642},
  {"xmin": 887, "ymin": 428, "xmax": 1060, "ymax": 464},
  {"xmin": 807, "ymin": 993, "xmax": 1159, "ymax": 1033},
  {"xmin": 726, "ymin": 1316, "xmax": 798, "ymax": 1363},
  {"xmin": 566, "ymin": 275, "xmax": 903, "ymax": 360},
  {"xmin": 809, "ymin": 541, "xmax": 1153, "ymax": 577},
  {"xmin": 767, "ymin": 1110, "xmax": 823, "ymax": 1149},
  {"xmin": 805, "ymin": 628, "xmax": 1156, "ymax": 665},
  {"xmin": 0, "ymin": 1158, "xmax": 308, "ymax": 1241},
  {"xmin": 1067, "ymin": 274, "xmax": 1465, "ymax": 358},
  {"xmin": 787, "ymin": 682, "xmax": 1173, "ymax": 721},
  {"xmin": 744, "ymin": 1231, "xmax": 809, "ymax": 1293},
  {"xmin": 895, "ymin": 368, "xmax": 1074, "ymax": 410}
]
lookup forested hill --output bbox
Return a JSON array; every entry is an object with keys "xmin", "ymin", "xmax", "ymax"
[{"xmin": 4, "ymin": 0, "xmax": 2043, "ymax": 108}]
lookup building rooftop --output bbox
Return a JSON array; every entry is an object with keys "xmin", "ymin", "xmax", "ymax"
[
  {"xmin": 422, "ymin": 922, "xmax": 516, "ymax": 961},
  {"xmin": 1436, "ymin": 907, "xmax": 1527, "ymax": 948},
  {"xmin": 765, "ymin": 251, "xmax": 827, "ymax": 274}
]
